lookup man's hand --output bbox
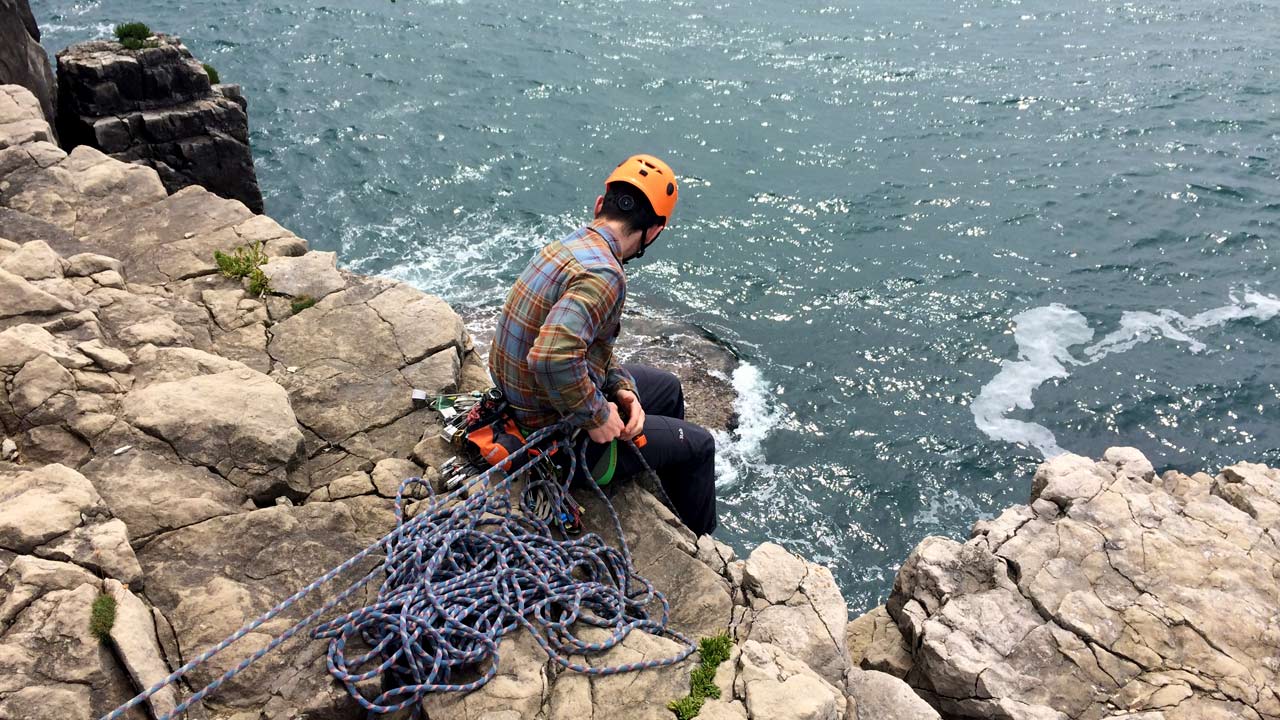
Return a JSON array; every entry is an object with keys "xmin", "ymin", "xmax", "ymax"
[
  {"xmin": 587, "ymin": 402, "xmax": 625, "ymax": 444},
  {"xmin": 615, "ymin": 389, "xmax": 646, "ymax": 441}
]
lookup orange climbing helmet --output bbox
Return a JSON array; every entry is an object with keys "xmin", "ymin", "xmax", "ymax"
[{"xmin": 604, "ymin": 154, "xmax": 678, "ymax": 223}]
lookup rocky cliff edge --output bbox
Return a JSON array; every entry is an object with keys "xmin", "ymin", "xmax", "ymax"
[{"xmin": 0, "ymin": 83, "xmax": 941, "ymax": 720}]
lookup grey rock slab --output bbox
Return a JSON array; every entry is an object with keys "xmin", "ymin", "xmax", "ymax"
[
  {"xmin": 366, "ymin": 283, "xmax": 465, "ymax": 363},
  {"xmin": 0, "ymin": 266, "xmax": 73, "ymax": 319},
  {"xmin": 90, "ymin": 268, "xmax": 125, "ymax": 288},
  {"xmin": 121, "ymin": 367, "xmax": 304, "ymax": 499},
  {"xmin": 0, "ymin": 52, "xmax": 56, "ymax": 142},
  {"xmin": 605, "ymin": 482, "xmax": 735, "ymax": 641},
  {"xmin": 846, "ymin": 605, "xmax": 911, "ymax": 678},
  {"xmin": 0, "ymin": 207, "xmax": 78, "ymax": 252},
  {"xmin": 845, "ymin": 669, "xmax": 938, "ymax": 720},
  {"xmin": 1214, "ymin": 462, "xmax": 1280, "ymax": 527},
  {"xmin": 232, "ymin": 213, "xmax": 306, "ymax": 256},
  {"xmin": 370, "ymin": 458, "xmax": 422, "ymax": 498},
  {"xmin": 104, "ymin": 579, "xmax": 179, "ymax": 719},
  {"xmin": 547, "ymin": 629, "xmax": 692, "ymax": 720},
  {"xmin": 742, "ymin": 542, "xmax": 849, "ymax": 687},
  {"xmin": 273, "ymin": 360, "xmax": 414, "ymax": 444},
  {"xmin": 742, "ymin": 541, "xmax": 809, "ymax": 605},
  {"xmin": 1030, "ymin": 452, "xmax": 1110, "ymax": 510},
  {"xmin": 0, "ymin": 463, "xmax": 102, "ymax": 553},
  {"xmin": 325, "ymin": 471, "xmax": 374, "ymax": 500},
  {"xmin": 736, "ymin": 640, "xmax": 846, "ymax": 720},
  {"xmin": 64, "ymin": 185, "xmax": 251, "ymax": 284},
  {"xmin": 699, "ymin": 699, "xmax": 749, "ymax": 720},
  {"xmin": 1, "ymin": 239, "xmax": 63, "ymax": 279},
  {"xmin": 20, "ymin": 424, "xmax": 92, "ymax": 467},
  {"xmin": 259, "ymin": 251, "xmax": 344, "ymax": 300},
  {"xmin": 401, "ymin": 348, "xmax": 460, "ymax": 396},
  {"xmin": 210, "ymin": 322, "xmax": 270, "ymax": 374},
  {"xmin": 0, "ymin": 554, "xmax": 98, "ymax": 626},
  {"xmin": 9, "ymin": 351, "xmax": 75, "ymax": 419},
  {"xmin": 138, "ymin": 500, "xmax": 394, "ymax": 715},
  {"xmin": 129, "ymin": 344, "xmax": 245, "ymax": 385},
  {"xmin": 75, "ymin": 339, "xmax": 132, "ymax": 372},
  {"xmin": 3, "ymin": 144, "xmax": 169, "ymax": 239},
  {"xmin": 0, "ymin": 553, "xmax": 147, "ymax": 719},
  {"xmin": 35, "ymin": 518, "xmax": 144, "ymax": 587},
  {"xmin": 65, "ymin": 252, "xmax": 124, "ymax": 278},
  {"xmin": 117, "ymin": 316, "xmax": 193, "ymax": 347},
  {"xmin": 421, "ymin": 632, "xmax": 550, "ymax": 720},
  {"xmin": 200, "ymin": 287, "xmax": 266, "ymax": 331},
  {"xmin": 267, "ymin": 286, "xmax": 405, "ymax": 370},
  {"xmin": 0, "ymin": 323, "xmax": 90, "ymax": 370}
]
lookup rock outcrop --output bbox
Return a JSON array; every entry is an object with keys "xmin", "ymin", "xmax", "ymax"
[
  {"xmin": 0, "ymin": 82, "xmax": 937, "ymax": 720},
  {"xmin": 0, "ymin": 0, "xmax": 56, "ymax": 130},
  {"xmin": 860, "ymin": 447, "xmax": 1280, "ymax": 720},
  {"xmin": 55, "ymin": 36, "xmax": 264, "ymax": 213}
]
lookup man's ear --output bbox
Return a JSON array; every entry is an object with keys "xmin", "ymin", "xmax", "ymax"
[
  {"xmin": 647, "ymin": 224, "xmax": 666, "ymax": 244},
  {"xmin": 594, "ymin": 195, "xmax": 605, "ymax": 216}
]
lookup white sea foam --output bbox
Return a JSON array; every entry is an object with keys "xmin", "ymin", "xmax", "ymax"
[
  {"xmin": 712, "ymin": 363, "xmax": 781, "ymax": 487},
  {"xmin": 971, "ymin": 304, "xmax": 1093, "ymax": 458},
  {"xmin": 973, "ymin": 291, "xmax": 1280, "ymax": 457}
]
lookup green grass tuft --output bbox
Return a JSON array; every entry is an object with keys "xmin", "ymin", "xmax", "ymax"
[
  {"xmin": 668, "ymin": 633, "xmax": 733, "ymax": 719},
  {"xmin": 214, "ymin": 241, "xmax": 271, "ymax": 296},
  {"xmin": 114, "ymin": 22, "xmax": 151, "ymax": 41},
  {"xmin": 89, "ymin": 594, "xmax": 117, "ymax": 641},
  {"xmin": 290, "ymin": 295, "xmax": 317, "ymax": 314},
  {"xmin": 115, "ymin": 23, "xmax": 159, "ymax": 50},
  {"xmin": 202, "ymin": 63, "xmax": 221, "ymax": 84},
  {"xmin": 698, "ymin": 633, "xmax": 733, "ymax": 667},
  {"xmin": 668, "ymin": 695, "xmax": 704, "ymax": 720}
]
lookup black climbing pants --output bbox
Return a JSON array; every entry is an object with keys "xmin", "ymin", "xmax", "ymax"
[{"xmin": 583, "ymin": 364, "xmax": 718, "ymax": 536}]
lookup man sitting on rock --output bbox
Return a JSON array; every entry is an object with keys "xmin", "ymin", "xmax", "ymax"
[{"xmin": 489, "ymin": 154, "xmax": 717, "ymax": 536}]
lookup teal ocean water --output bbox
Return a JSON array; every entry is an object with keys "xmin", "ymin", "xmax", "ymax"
[{"xmin": 37, "ymin": 0, "xmax": 1280, "ymax": 611}]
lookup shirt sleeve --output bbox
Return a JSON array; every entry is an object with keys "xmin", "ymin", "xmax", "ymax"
[
  {"xmin": 605, "ymin": 355, "xmax": 636, "ymax": 396},
  {"xmin": 526, "ymin": 268, "xmax": 623, "ymax": 428}
]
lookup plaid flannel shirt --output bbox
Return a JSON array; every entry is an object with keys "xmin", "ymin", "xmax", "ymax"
[{"xmin": 489, "ymin": 222, "xmax": 637, "ymax": 430}]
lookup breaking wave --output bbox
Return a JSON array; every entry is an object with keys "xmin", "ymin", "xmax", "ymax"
[
  {"xmin": 973, "ymin": 291, "xmax": 1280, "ymax": 457},
  {"xmin": 712, "ymin": 363, "xmax": 781, "ymax": 488}
]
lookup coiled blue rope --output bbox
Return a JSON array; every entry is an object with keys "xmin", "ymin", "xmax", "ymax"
[{"xmin": 99, "ymin": 424, "xmax": 694, "ymax": 720}]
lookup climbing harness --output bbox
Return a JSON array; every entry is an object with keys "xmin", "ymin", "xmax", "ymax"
[{"xmin": 99, "ymin": 416, "xmax": 694, "ymax": 720}]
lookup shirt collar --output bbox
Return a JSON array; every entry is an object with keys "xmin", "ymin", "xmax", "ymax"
[{"xmin": 588, "ymin": 220, "xmax": 624, "ymax": 261}]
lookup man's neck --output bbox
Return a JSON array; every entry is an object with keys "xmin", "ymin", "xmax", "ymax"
[{"xmin": 592, "ymin": 218, "xmax": 641, "ymax": 261}]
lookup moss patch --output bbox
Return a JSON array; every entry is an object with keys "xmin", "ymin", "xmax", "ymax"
[
  {"xmin": 89, "ymin": 593, "xmax": 117, "ymax": 641},
  {"xmin": 669, "ymin": 633, "xmax": 733, "ymax": 719},
  {"xmin": 290, "ymin": 295, "xmax": 317, "ymax": 314},
  {"xmin": 202, "ymin": 63, "xmax": 221, "ymax": 85},
  {"xmin": 214, "ymin": 241, "xmax": 271, "ymax": 297}
]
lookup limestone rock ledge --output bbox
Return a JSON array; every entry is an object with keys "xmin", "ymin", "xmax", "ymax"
[
  {"xmin": 850, "ymin": 447, "xmax": 1280, "ymax": 720},
  {"xmin": 0, "ymin": 83, "xmax": 934, "ymax": 720},
  {"xmin": 0, "ymin": 0, "xmax": 57, "ymax": 133}
]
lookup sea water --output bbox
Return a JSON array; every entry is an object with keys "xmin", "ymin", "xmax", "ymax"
[{"xmin": 37, "ymin": 0, "xmax": 1280, "ymax": 611}]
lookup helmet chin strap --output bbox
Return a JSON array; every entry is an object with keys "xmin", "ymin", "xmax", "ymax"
[{"xmin": 627, "ymin": 226, "xmax": 661, "ymax": 262}]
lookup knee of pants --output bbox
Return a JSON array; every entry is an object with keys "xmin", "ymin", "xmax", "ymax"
[{"xmin": 686, "ymin": 423, "xmax": 715, "ymax": 460}]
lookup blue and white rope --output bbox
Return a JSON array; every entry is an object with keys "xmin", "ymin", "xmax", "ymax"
[{"xmin": 98, "ymin": 424, "xmax": 693, "ymax": 720}]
